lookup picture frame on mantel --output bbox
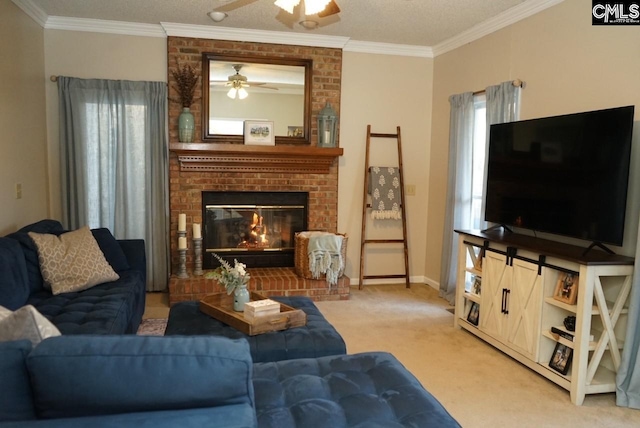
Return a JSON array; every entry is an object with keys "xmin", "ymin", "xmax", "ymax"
[{"xmin": 244, "ymin": 120, "xmax": 275, "ymax": 146}]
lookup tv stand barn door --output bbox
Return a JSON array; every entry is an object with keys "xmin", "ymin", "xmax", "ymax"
[{"xmin": 454, "ymin": 229, "xmax": 634, "ymax": 405}]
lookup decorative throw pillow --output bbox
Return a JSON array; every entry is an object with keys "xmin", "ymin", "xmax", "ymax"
[
  {"xmin": 28, "ymin": 226, "xmax": 119, "ymax": 295},
  {"xmin": 0, "ymin": 305, "xmax": 61, "ymax": 346}
]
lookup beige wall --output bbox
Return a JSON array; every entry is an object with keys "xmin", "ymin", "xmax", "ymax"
[
  {"xmin": 427, "ymin": 0, "xmax": 640, "ymax": 284},
  {"xmin": 339, "ymin": 52, "xmax": 433, "ymax": 283},
  {"xmin": 0, "ymin": 1, "xmax": 48, "ymax": 235},
  {"xmin": 44, "ymin": 30, "xmax": 167, "ymax": 221}
]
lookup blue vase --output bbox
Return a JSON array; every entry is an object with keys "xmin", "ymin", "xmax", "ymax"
[
  {"xmin": 178, "ymin": 107, "xmax": 195, "ymax": 143},
  {"xmin": 234, "ymin": 284, "xmax": 250, "ymax": 312}
]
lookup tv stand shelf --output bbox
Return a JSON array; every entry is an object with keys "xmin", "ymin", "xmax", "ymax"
[{"xmin": 454, "ymin": 230, "xmax": 634, "ymax": 405}]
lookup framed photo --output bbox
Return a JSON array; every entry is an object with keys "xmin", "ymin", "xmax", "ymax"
[
  {"xmin": 549, "ymin": 342, "xmax": 573, "ymax": 375},
  {"xmin": 287, "ymin": 126, "xmax": 303, "ymax": 137},
  {"xmin": 473, "ymin": 248, "xmax": 484, "ymax": 271},
  {"xmin": 467, "ymin": 302, "xmax": 480, "ymax": 326},
  {"xmin": 244, "ymin": 121, "xmax": 275, "ymax": 145},
  {"xmin": 471, "ymin": 276, "xmax": 482, "ymax": 296},
  {"xmin": 553, "ymin": 272, "xmax": 578, "ymax": 305}
]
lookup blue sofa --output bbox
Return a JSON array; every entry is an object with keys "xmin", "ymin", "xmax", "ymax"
[
  {"xmin": 0, "ymin": 220, "xmax": 146, "ymax": 334},
  {"xmin": 0, "ymin": 335, "xmax": 461, "ymax": 427}
]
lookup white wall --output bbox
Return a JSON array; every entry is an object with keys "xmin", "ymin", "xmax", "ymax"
[
  {"xmin": 339, "ymin": 52, "xmax": 433, "ymax": 284},
  {"xmin": 0, "ymin": 1, "xmax": 49, "ymax": 235},
  {"xmin": 427, "ymin": 0, "xmax": 640, "ymax": 285},
  {"xmin": 44, "ymin": 30, "xmax": 167, "ymax": 221}
]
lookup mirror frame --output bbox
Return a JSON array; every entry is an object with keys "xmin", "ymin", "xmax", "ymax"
[{"xmin": 202, "ymin": 53, "xmax": 313, "ymax": 145}]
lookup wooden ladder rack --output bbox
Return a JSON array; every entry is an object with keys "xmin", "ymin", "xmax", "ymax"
[{"xmin": 359, "ymin": 125, "xmax": 410, "ymax": 290}]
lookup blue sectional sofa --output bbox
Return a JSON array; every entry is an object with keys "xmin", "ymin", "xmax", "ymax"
[
  {"xmin": 0, "ymin": 220, "xmax": 146, "ymax": 334},
  {"xmin": 0, "ymin": 335, "xmax": 461, "ymax": 427}
]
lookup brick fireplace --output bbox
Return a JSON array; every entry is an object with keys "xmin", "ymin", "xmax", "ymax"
[{"xmin": 167, "ymin": 37, "xmax": 348, "ymax": 305}]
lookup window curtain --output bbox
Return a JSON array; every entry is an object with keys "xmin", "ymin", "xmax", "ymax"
[
  {"xmin": 439, "ymin": 81, "xmax": 521, "ymax": 305},
  {"xmin": 439, "ymin": 92, "xmax": 475, "ymax": 304},
  {"xmin": 480, "ymin": 81, "xmax": 522, "ymax": 230},
  {"xmin": 616, "ymin": 220, "xmax": 640, "ymax": 408},
  {"xmin": 58, "ymin": 77, "xmax": 169, "ymax": 291}
]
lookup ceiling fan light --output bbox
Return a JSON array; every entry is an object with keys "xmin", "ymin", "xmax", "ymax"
[
  {"xmin": 227, "ymin": 87, "xmax": 237, "ymax": 99},
  {"xmin": 274, "ymin": 0, "xmax": 300, "ymax": 14},
  {"xmin": 207, "ymin": 11, "xmax": 228, "ymax": 22},
  {"xmin": 238, "ymin": 87, "xmax": 249, "ymax": 99},
  {"xmin": 304, "ymin": 0, "xmax": 331, "ymax": 15}
]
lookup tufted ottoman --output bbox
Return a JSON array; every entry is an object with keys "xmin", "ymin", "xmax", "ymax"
[
  {"xmin": 164, "ymin": 296, "xmax": 347, "ymax": 363},
  {"xmin": 253, "ymin": 351, "xmax": 461, "ymax": 428}
]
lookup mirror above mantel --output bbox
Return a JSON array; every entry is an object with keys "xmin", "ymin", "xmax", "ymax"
[{"xmin": 202, "ymin": 53, "xmax": 312, "ymax": 144}]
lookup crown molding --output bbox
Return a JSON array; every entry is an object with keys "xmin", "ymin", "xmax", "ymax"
[
  {"xmin": 13, "ymin": 0, "xmax": 564, "ymax": 57},
  {"xmin": 432, "ymin": 0, "xmax": 565, "ymax": 56},
  {"xmin": 45, "ymin": 16, "xmax": 166, "ymax": 38},
  {"xmin": 344, "ymin": 40, "xmax": 433, "ymax": 58},
  {"xmin": 161, "ymin": 23, "xmax": 350, "ymax": 49},
  {"xmin": 11, "ymin": 0, "xmax": 47, "ymax": 27}
]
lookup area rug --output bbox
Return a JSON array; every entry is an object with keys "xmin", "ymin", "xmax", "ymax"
[{"xmin": 136, "ymin": 318, "xmax": 168, "ymax": 336}]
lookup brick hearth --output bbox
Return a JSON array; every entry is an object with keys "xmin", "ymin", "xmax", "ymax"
[
  {"xmin": 170, "ymin": 268, "xmax": 350, "ymax": 304},
  {"xmin": 166, "ymin": 37, "xmax": 346, "ymax": 305}
]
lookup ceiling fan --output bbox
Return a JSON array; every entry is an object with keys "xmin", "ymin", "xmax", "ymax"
[
  {"xmin": 211, "ymin": 65, "xmax": 277, "ymax": 100},
  {"xmin": 274, "ymin": 0, "xmax": 341, "ymax": 17}
]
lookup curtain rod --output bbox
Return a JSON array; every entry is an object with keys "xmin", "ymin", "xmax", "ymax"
[
  {"xmin": 473, "ymin": 79, "xmax": 525, "ymax": 96},
  {"xmin": 50, "ymin": 75, "xmax": 58, "ymax": 82}
]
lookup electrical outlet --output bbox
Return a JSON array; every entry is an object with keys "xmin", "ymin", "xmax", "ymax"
[
  {"xmin": 406, "ymin": 184, "xmax": 416, "ymax": 196},
  {"xmin": 15, "ymin": 183, "xmax": 22, "ymax": 200}
]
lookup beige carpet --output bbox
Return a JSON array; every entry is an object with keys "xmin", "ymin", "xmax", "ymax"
[{"xmin": 315, "ymin": 284, "xmax": 640, "ymax": 428}]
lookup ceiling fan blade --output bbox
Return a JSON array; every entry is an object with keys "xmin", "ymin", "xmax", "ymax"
[
  {"xmin": 318, "ymin": 0, "xmax": 340, "ymax": 17},
  {"xmin": 215, "ymin": 0, "xmax": 260, "ymax": 13}
]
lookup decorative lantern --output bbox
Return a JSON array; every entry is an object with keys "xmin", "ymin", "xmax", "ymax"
[{"xmin": 318, "ymin": 102, "xmax": 338, "ymax": 148}]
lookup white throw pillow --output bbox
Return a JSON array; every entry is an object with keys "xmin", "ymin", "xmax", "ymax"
[
  {"xmin": 29, "ymin": 226, "xmax": 119, "ymax": 295},
  {"xmin": 0, "ymin": 305, "xmax": 61, "ymax": 346}
]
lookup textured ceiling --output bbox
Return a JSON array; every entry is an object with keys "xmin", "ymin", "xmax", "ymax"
[{"xmin": 28, "ymin": 0, "xmax": 533, "ymax": 46}]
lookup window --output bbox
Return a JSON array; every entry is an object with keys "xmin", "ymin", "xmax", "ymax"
[{"xmin": 470, "ymin": 94, "xmax": 486, "ymax": 229}]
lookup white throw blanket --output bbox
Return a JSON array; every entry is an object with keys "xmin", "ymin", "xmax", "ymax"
[{"xmin": 301, "ymin": 231, "xmax": 344, "ymax": 286}]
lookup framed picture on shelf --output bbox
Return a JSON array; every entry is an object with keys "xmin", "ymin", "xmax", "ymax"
[
  {"xmin": 553, "ymin": 272, "xmax": 578, "ymax": 305},
  {"xmin": 549, "ymin": 342, "xmax": 573, "ymax": 375},
  {"xmin": 471, "ymin": 276, "xmax": 482, "ymax": 295},
  {"xmin": 467, "ymin": 302, "xmax": 480, "ymax": 326},
  {"xmin": 244, "ymin": 120, "xmax": 275, "ymax": 145},
  {"xmin": 473, "ymin": 248, "xmax": 484, "ymax": 271}
]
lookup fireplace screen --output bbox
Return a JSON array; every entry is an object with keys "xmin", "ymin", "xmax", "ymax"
[{"xmin": 203, "ymin": 192, "xmax": 308, "ymax": 269}]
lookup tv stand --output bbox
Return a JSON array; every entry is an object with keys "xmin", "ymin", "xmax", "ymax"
[
  {"xmin": 481, "ymin": 224, "xmax": 512, "ymax": 234},
  {"xmin": 582, "ymin": 241, "xmax": 615, "ymax": 256},
  {"xmin": 454, "ymin": 229, "xmax": 634, "ymax": 405}
]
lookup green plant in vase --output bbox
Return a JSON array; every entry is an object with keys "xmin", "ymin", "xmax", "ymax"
[{"xmin": 206, "ymin": 254, "xmax": 251, "ymax": 311}]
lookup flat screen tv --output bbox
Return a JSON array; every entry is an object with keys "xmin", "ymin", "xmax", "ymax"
[{"xmin": 485, "ymin": 105, "xmax": 635, "ymax": 247}]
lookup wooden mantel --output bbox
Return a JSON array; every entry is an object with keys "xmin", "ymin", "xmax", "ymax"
[{"xmin": 170, "ymin": 143, "xmax": 344, "ymax": 174}]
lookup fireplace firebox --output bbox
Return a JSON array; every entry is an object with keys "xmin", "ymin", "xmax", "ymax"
[{"xmin": 202, "ymin": 191, "xmax": 308, "ymax": 269}]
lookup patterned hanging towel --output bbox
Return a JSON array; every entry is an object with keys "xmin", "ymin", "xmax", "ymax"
[
  {"xmin": 369, "ymin": 166, "xmax": 402, "ymax": 220},
  {"xmin": 303, "ymin": 231, "xmax": 344, "ymax": 286}
]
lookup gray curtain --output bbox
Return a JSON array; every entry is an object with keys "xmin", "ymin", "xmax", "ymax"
[
  {"xmin": 439, "ymin": 81, "xmax": 521, "ymax": 304},
  {"xmin": 480, "ymin": 81, "xmax": 522, "ymax": 230},
  {"xmin": 616, "ymin": 219, "xmax": 640, "ymax": 408},
  {"xmin": 439, "ymin": 92, "xmax": 475, "ymax": 304},
  {"xmin": 58, "ymin": 77, "xmax": 169, "ymax": 291}
]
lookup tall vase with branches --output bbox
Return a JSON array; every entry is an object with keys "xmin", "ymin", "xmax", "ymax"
[{"xmin": 171, "ymin": 62, "xmax": 199, "ymax": 143}]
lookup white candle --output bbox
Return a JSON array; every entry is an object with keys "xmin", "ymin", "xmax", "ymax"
[
  {"xmin": 178, "ymin": 237, "xmax": 187, "ymax": 250},
  {"xmin": 178, "ymin": 213, "xmax": 186, "ymax": 231},
  {"xmin": 193, "ymin": 223, "xmax": 201, "ymax": 239},
  {"xmin": 324, "ymin": 130, "xmax": 331, "ymax": 144}
]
